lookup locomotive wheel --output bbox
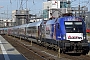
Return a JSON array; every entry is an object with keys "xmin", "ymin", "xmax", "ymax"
[
  {"xmin": 82, "ymin": 51, "xmax": 87, "ymax": 55},
  {"xmin": 82, "ymin": 47, "xmax": 89, "ymax": 55}
]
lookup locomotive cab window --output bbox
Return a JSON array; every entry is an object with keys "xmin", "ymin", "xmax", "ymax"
[{"xmin": 65, "ymin": 21, "xmax": 83, "ymax": 33}]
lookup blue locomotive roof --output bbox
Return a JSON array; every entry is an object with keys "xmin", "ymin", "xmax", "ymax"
[{"xmin": 57, "ymin": 16, "xmax": 83, "ymax": 23}]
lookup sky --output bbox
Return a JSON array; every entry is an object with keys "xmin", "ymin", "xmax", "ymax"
[
  {"xmin": 71, "ymin": 0, "xmax": 90, "ymax": 8},
  {"xmin": 0, "ymin": 0, "xmax": 47, "ymax": 19},
  {"xmin": 0, "ymin": 0, "xmax": 90, "ymax": 19}
]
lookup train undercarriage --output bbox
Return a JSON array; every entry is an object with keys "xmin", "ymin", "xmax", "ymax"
[
  {"xmin": 39, "ymin": 37, "xmax": 89, "ymax": 54},
  {"xmin": 7, "ymin": 34, "xmax": 90, "ymax": 55},
  {"xmin": 59, "ymin": 40, "xmax": 89, "ymax": 54}
]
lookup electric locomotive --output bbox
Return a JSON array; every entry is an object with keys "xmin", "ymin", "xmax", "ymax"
[{"xmin": 41, "ymin": 15, "xmax": 89, "ymax": 54}]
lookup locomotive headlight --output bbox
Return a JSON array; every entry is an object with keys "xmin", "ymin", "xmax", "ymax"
[
  {"xmin": 83, "ymin": 35, "xmax": 86, "ymax": 40},
  {"xmin": 63, "ymin": 35, "xmax": 66, "ymax": 39}
]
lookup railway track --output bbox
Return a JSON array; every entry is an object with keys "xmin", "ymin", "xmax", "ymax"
[
  {"xmin": 2, "ymin": 35, "xmax": 90, "ymax": 60},
  {"xmin": 2, "ymin": 35, "xmax": 62, "ymax": 60}
]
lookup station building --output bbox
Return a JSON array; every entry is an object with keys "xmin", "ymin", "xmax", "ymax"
[{"xmin": 43, "ymin": 0, "xmax": 71, "ymax": 20}]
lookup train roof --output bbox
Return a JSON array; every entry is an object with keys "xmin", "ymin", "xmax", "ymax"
[
  {"xmin": 13, "ymin": 25, "xmax": 20, "ymax": 28},
  {"xmin": 27, "ymin": 20, "xmax": 43, "ymax": 27},
  {"xmin": 19, "ymin": 24, "xmax": 27, "ymax": 28},
  {"xmin": 2, "ymin": 28, "xmax": 8, "ymax": 30},
  {"xmin": 46, "ymin": 19, "xmax": 56, "ymax": 25},
  {"xmin": 0, "ymin": 28, "xmax": 4, "ymax": 30}
]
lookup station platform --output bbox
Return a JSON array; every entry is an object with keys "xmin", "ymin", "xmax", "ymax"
[{"xmin": 0, "ymin": 35, "xmax": 26, "ymax": 60}]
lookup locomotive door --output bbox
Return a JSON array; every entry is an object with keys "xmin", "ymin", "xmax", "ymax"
[{"xmin": 55, "ymin": 23, "xmax": 61, "ymax": 40}]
